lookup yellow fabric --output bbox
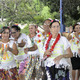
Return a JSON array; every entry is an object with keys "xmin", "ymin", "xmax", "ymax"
[
  {"xmin": 50, "ymin": 44, "xmax": 64, "ymax": 59},
  {"xmin": 0, "ymin": 44, "xmax": 13, "ymax": 62}
]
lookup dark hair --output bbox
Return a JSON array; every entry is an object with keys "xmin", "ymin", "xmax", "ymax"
[
  {"xmin": 49, "ymin": 19, "xmax": 60, "ymax": 28},
  {"xmin": 1, "ymin": 26, "xmax": 10, "ymax": 33},
  {"xmin": 11, "ymin": 25, "xmax": 21, "ymax": 31},
  {"xmin": 0, "ymin": 26, "xmax": 11, "ymax": 38},
  {"xmin": 73, "ymin": 23, "xmax": 79, "ymax": 32}
]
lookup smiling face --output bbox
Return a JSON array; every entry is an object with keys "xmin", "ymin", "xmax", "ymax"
[
  {"xmin": 29, "ymin": 25, "xmax": 36, "ymax": 34},
  {"xmin": 2, "ymin": 29, "xmax": 10, "ymax": 40},
  {"xmin": 11, "ymin": 28, "xmax": 20, "ymax": 39},
  {"xmin": 50, "ymin": 22, "xmax": 60, "ymax": 35}
]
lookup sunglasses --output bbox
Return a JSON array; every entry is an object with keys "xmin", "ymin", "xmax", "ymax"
[{"xmin": 43, "ymin": 23, "xmax": 50, "ymax": 26}]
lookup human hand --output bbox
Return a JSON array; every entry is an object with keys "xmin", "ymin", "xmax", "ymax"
[
  {"xmin": 44, "ymin": 49, "xmax": 52, "ymax": 57},
  {"xmin": 24, "ymin": 48, "xmax": 28, "ymax": 54},
  {"xmin": 53, "ymin": 55, "xmax": 63, "ymax": 64},
  {"xmin": 18, "ymin": 40, "xmax": 26, "ymax": 47}
]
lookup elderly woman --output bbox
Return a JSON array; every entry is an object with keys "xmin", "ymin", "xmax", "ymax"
[
  {"xmin": 0, "ymin": 26, "xmax": 19, "ymax": 80},
  {"xmin": 43, "ymin": 19, "xmax": 73, "ymax": 80}
]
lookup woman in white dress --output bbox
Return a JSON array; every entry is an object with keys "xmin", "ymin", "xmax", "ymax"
[
  {"xmin": 0, "ymin": 26, "xmax": 19, "ymax": 80},
  {"xmin": 25, "ymin": 24, "xmax": 43, "ymax": 80},
  {"xmin": 43, "ymin": 19, "xmax": 73, "ymax": 80},
  {"xmin": 68, "ymin": 23, "xmax": 80, "ymax": 80}
]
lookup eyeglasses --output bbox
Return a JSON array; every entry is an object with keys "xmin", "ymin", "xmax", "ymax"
[
  {"xmin": 43, "ymin": 23, "xmax": 50, "ymax": 26},
  {"xmin": 75, "ymin": 27, "xmax": 80, "ymax": 29},
  {"xmin": 11, "ymin": 32, "xmax": 16, "ymax": 34}
]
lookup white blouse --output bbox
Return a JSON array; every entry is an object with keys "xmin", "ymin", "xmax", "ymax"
[
  {"xmin": 0, "ymin": 40, "xmax": 17, "ymax": 69},
  {"xmin": 11, "ymin": 33, "xmax": 32, "ymax": 61},
  {"xmin": 44, "ymin": 36, "xmax": 71, "ymax": 68}
]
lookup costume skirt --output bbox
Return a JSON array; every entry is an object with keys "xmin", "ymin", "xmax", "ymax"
[
  {"xmin": 0, "ymin": 67, "xmax": 19, "ymax": 80},
  {"xmin": 46, "ymin": 65, "xmax": 69, "ymax": 80},
  {"xmin": 25, "ymin": 55, "xmax": 42, "ymax": 80}
]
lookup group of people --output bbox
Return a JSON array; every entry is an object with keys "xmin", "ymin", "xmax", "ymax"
[{"xmin": 0, "ymin": 18, "xmax": 80, "ymax": 80}]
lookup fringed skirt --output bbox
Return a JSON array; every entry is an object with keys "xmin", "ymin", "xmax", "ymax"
[
  {"xmin": 46, "ymin": 65, "xmax": 69, "ymax": 80},
  {"xmin": 0, "ymin": 67, "xmax": 19, "ymax": 80}
]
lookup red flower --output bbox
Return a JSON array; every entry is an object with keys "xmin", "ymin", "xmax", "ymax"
[
  {"xmin": 73, "ymin": 37, "xmax": 74, "ymax": 39},
  {"xmin": 37, "ymin": 40, "xmax": 41, "ymax": 43},
  {"xmin": 77, "ymin": 40, "xmax": 79, "ymax": 44},
  {"xmin": 38, "ymin": 34, "xmax": 41, "ymax": 37},
  {"xmin": 38, "ymin": 40, "xmax": 41, "ymax": 42},
  {"xmin": 51, "ymin": 20, "xmax": 54, "ymax": 22},
  {"xmin": 37, "ymin": 30, "xmax": 39, "ymax": 33}
]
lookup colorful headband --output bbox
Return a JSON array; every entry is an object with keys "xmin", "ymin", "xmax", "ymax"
[
  {"xmin": 77, "ymin": 22, "xmax": 80, "ymax": 25},
  {"xmin": 15, "ymin": 23, "xmax": 18, "ymax": 26},
  {"xmin": 50, "ymin": 19, "xmax": 60, "ymax": 24},
  {"xmin": 48, "ymin": 18, "xmax": 52, "ymax": 21}
]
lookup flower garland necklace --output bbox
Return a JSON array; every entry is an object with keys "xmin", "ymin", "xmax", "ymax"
[
  {"xmin": 43, "ymin": 33, "xmax": 60, "ymax": 60},
  {"xmin": 29, "ymin": 30, "xmax": 42, "ymax": 44},
  {"xmin": 72, "ymin": 34, "xmax": 80, "ymax": 45},
  {"xmin": 46, "ymin": 32, "xmax": 51, "ymax": 37},
  {"xmin": 45, "ymin": 33, "xmax": 60, "ymax": 51},
  {"xmin": 43, "ymin": 32, "xmax": 51, "ymax": 37},
  {"xmin": 36, "ymin": 30, "xmax": 42, "ymax": 43}
]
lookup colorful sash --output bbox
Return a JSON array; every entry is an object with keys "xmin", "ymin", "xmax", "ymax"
[{"xmin": 1, "ymin": 44, "xmax": 9, "ymax": 60}]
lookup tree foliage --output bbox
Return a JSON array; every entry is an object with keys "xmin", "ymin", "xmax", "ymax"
[{"xmin": 0, "ymin": 0, "xmax": 80, "ymax": 28}]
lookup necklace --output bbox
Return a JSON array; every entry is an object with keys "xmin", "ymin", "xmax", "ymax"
[
  {"xmin": 43, "ymin": 33, "xmax": 60, "ymax": 60},
  {"xmin": 72, "ymin": 34, "xmax": 80, "ymax": 45}
]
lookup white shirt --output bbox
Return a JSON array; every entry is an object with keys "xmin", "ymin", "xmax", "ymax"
[
  {"xmin": 44, "ymin": 36, "xmax": 71, "ymax": 67},
  {"xmin": 70, "ymin": 33, "xmax": 80, "ymax": 57},
  {"xmin": 0, "ymin": 40, "xmax": 17, "ymax": 69},
  {"xmin": 10, "ymin": 33, "xmax": 32, "ymax": 61},
  {"xmin": 29, "ymin": 32, "xmax": 44, "ymax": 59}
]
